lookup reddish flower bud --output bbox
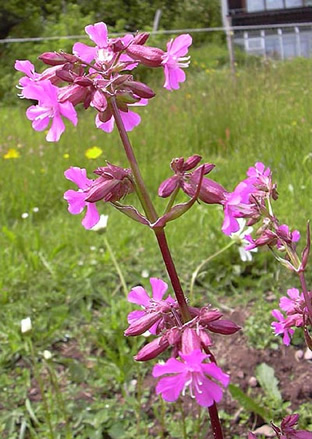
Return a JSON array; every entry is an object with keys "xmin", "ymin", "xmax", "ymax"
[
  {"xmin": 132, "ymin": 32, "xmax": 150, "ymax": 45},
  {"xmin": 181, "ymin": 328, "xmax": 201, "ymax": 354},
  {"xmin": 56, "ymin": 69, "xmax": 75, "ymax": 82},
  {"xmin": 39, "ymin": 52, "xmax": 78, "ymax": 66},
  {"xmin": 74, "ymin": 76, "xmax": 94, "ymax": 87},
  {"xmin": 207, "ymin": 319, "xmax": 241, "ymax": 335},
  {"xmin": 199, "ymin": 329, "xmax": 213, "ymax": 348},
  {"xmin": 58, "ymin": 84, "xmax": 90, "ymax": 106},
  {"xmin": 125, "ymin": 81, "xmax": 155, "ymax": 99},
  {"xmin": 134, "ymin": 336, "xmax": 169, "ymax": 361},
  {"xmin": 199, "ymin": 310, "xmax": 223, "ymax": 325},
  {"xmin": 182, "ymin": 154, "xmax": 202, "ymax": 171},
  {"xmin": 167, "ymin": 327, "xmax": 182, "ymax": 346},
  {"xmin": 126, "ymin": 45, "xmax": 164, "ymax": 67},
  {"xmin": 158, "ymin": 175, "xmax": 180, "ymax": 198},
  {"xmin": 184, "ymin": 176, "xmax": 227, "ymax": 205},
  {"xmin": 86, "ymin": 163, "xmax": 133, "ymax": 203},
  {"xmin": 124, "ymin": 311, "xmax": 160, "ymax": 336}
]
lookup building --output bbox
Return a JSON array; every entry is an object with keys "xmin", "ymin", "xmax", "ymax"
[{"xmin": 227, "ymin": 0, "xmax": 312, "ymax": 58}]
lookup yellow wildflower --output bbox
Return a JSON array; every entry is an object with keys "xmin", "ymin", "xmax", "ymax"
[
  {"xmin": 85, "ymin": 146, "xmax": 103, "ymax": 159},
  {"xmin": 3, "ymin": 148, "xmax": 20, "ymax": 159}
]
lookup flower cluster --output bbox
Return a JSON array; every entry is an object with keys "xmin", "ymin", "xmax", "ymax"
[
  {"xmin": 249, "ymin": 414, "xmax": 312, "ymax": 439},
  {"xmin": 271, "ymin": 288, "xmax": 311, "ymax": 345},
  {"xmin": 124, "ymin": 277, "xmax": 239, "ymax": 407},
  {"xmin": 64, "ymin": 164, "xmax": 133, "ymax": 229},
  {"xmin": 15, "ymin": 22, "xmax": 192, "ymax": 141}
]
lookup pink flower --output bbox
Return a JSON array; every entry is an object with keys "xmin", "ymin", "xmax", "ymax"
[
  {"xmin": 279, "ymin": 288, "xmax": 305, "ymax": 314},
  {"xmin": 158, "ymin": 155, "xmax": 222, "ymax": 204},
  {"xmin": 73, "ymin": 22, "xmax": 111, "ymax": 64},
  {"xmin": 271, "ymin": 309, "xmax": 295, "ymax": 346},
  {"xmin": 161, "ymin": 34, "xmax": 192, "ymax": 91},
  {"xmin": 222, "ymin": 181, "xmax": 257, "ymax": 235},
  {"xmin": 22, "ymin": 80, "xmax": 77, "ymax": 142},
  {"xmin": 152, "ymin": 349, "xmax": 230, "ymax": 407},
  {"xmin": 73, "ymin": 22, "xmax": 136, "ymax": 68},
  {"xmin": 271, "ymin": 414, "xmax": 312, "ymax": 439},
  {"xmin": 95, "ymin": 98, "xmax": 148, "ymax": 133},
  {"xmin": 125, "ymin": 278, "xmax": 176, "ymax": 336},
  {"xmin": 64, "ymin": 167, "xmax": 100, "ymax": 229}
]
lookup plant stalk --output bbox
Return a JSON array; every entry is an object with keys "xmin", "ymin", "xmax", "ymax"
[
  {"xmin": 208, "ymin": 403, "xmax": 224, "ymax": 439},
  {"xmin": 110, "ymin": 98, "xmax": 191, "ymax": 322}
]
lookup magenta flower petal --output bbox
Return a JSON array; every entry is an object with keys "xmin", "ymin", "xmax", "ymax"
[
  {"xmin": 222, "ymin": 205, "xmax": 240, "ymax": 235},
  {"xmin": 153, "ymin": 357, "xmax": 187, "ymax": 376},
  {"xmin": 128, "ymin": 286, "xmax": 151, "ymax": 307},
  {"xmin": 155, "ymin": 373, "xmax": 187, "ymax": 402},
  {"xmin": 120, "ymin": 110, "xmax": 141, "ymax": 131},
  {"xmin": 47, "ymin": 114, "xmax": 65, "ymax": 142},
  {"xmin": 150, "ymin": 277, "xmax": 168, "ymax": 301},
  {"xmin": 95, "ymin": 114, "xmax": 115, "ymax": 133},
  {"xmin": 201, "ymin": 362, "xmax": 230, "ymax": 387},
  {"xmin": 82, "ymin": 202, "xmax": 100, "ymax": 229},
  {"xmin": 64, "ymin": 167, "xmax": 90, "ymax": 189},
  {"xmin": 15, "ymin": 60, "xmax": 36, "ymax": 78},
  {"xmin": 163, "ymin": 65, "xmax": 186, "ymax": 91},
  {"xmin": 85, "ymin": 22, "xmax": 108, "ymax": 47},
  {"xmin": 59, "ymin": 101, "xmax": 78, "ymax": 126},
  {"xmin": 73, "ymin": 42, "xmax": 97, "ymax": 63},
  {"xmin": 168, "ymin": 34, "xmax": 193, "ymax": 57},
  {"xmin": 26, "ymin": 105, "xmax": 50, "ymax": 123},
  {"xmin": 31, "ymin": 114, "xmax": 50, "ymax": 132},
  {"xmin": 195, "ymin": 376, "xmax": 223, "ymax": 406},
  {"xmin": 64, "ymin": 189, "xmax": 86, "ymax": 214}
]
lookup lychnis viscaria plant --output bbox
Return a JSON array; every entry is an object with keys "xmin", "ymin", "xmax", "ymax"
[{"xmin": 16, "ymin": 22, "xmax": 312, "ymax": 438}]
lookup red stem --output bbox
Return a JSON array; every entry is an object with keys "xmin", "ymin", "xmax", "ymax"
[
  {"xmin": 208, "ymin": 403, "xmax": 224, "ymax": 439},
  {"xmin": 110, "ymin": 97, "xmax": 191, "ymax": 322}
]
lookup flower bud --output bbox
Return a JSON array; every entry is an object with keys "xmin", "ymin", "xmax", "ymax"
[
  {"xmin": 183, "ymin": 154, "xmax": 202, "ymax": 171},
  {"xmin": 199, "ymin": 329, "xmax": 213, "ymax": 347},
  {"xmin": 167, "ymin": 327, "xmax": 181, "ymax": 346},
  {"xmin": 125, "ymin": 81, "xmax": 155, "ymax": 99},
  {"xmin": 133, "ymin": 32, "xmax": 150, "ymax": 45},
  {"xmin": 124, "ymin": 311, "xmax": 160, "ymax": 336},
  {"xmin": 134, "ymin": 336, "xmax": 169, "ymax": 361},
  {"xmin": 158, "ymin": 175, "xmax": 180, "ymax": 198},
  {"xmin": 199, "ymin": 310, "xmax": 223, "ymax": 325},
  {"xmin": 181, "ymin": 328, "xmax": 201, "ymax": 354},
  {"xmin": 39, "ymin": 52, "xmax": 78, "ymax": 66},
  {"xmin": 56, "ymin": 69, "xmax": 74, "ymax": 82},
  {"xmin": 126, "ymin": 45, "xmax": 164, "ymax": 67},
  {"xmin": 207, "ymin": 319, "xmax": 241, "ymax": 335}
]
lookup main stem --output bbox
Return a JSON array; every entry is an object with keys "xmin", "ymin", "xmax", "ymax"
[
  {"xmin": 111, "ymin": 98, "xmax": 224, "ymax": 439},
  {"xmin": 111, "ymin": 98, "xmax": 191, "ymax": 322}
]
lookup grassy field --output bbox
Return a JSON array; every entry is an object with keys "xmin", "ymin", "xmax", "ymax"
[{"xmin": 1, "ymin": 46, "xmax": 312, "ymax": 438}]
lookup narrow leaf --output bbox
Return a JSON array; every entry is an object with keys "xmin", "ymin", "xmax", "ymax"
[
  {"xmin": 255, "ymin": 363, "xmax": 282, "ymax": 402},
  {"xmin": 228, "ymin": 383, "xmax": 271, "ymax": 421}
]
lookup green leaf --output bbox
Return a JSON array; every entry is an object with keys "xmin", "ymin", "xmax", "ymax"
[
  {"xmin": 255, "ymin": 363, "xmax": 282, "ymax": 402},
  {"xmin": 25, "ymin": 399, "xmax": 39, "ymax": 425},
  {"xmin": 228, "ymin": 383, "xmax": 271, "ymax": 421}
]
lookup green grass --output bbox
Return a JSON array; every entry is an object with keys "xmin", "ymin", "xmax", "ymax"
[{"xmin": 1, "ymin": 47, "xmax": 312, "ymax": 437}]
